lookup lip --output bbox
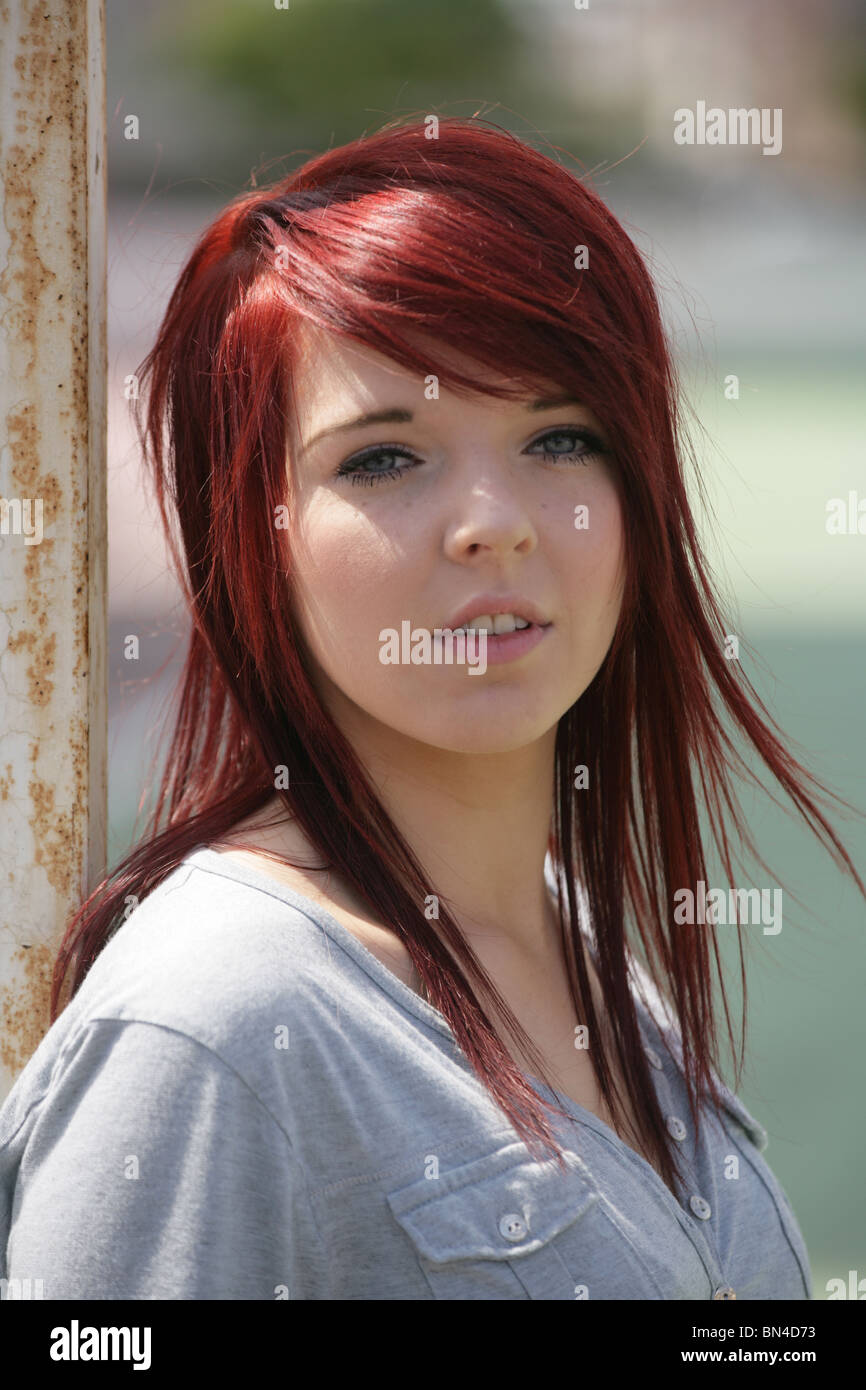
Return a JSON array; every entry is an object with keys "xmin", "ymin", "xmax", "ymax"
[
  {"xmin": 433, "ymin": 621, "xmax": 550, "ymax": 666},
  {"xmin": 444, "ymin": 593, "xmax": 552, "ymax": 632}
]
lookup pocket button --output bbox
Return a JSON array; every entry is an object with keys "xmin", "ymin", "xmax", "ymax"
[{"xmin": 499, "ymin": 1213, "xmax": 528, "ymax": 1242}]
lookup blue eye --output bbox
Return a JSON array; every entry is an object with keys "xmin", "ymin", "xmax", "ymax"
[
  {"xmin": 529, "ymin": 427, "xmax": 607, "ymax": 465},
  {"xmin": 334, "ymin": 426, "xmax": 608, "ymax": 487},
  {"xmin": 335, "ymin": 444, "xmax": 420, "ymax": 487}
]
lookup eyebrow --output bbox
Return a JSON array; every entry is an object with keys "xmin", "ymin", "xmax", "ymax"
[{"xmin": 299, "ymin": 395, "xmax": 583, "ymax": 455}]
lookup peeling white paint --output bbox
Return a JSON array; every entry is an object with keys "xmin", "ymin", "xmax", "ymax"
[{"xmin": 0, "ymin": 0, "xmax": 107, "ymax": 1097}]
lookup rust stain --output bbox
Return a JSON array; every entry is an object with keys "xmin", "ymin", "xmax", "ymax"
[
  {"xmin": 29, "ymin": 736, "xmax": 79, "ymax": 902},
  {"xmin": 0, "ymin": 942, "xmax": 55, "ymax": 1077},
  {"xmin": 5, "ymin": 627, "xmax": 56, "ymax": 707},
  {"xmin": 0, "ymin": 763, "xmax": 14, "ymax": 800},
  {"xmin": 1, "ymin": 0, "xmax": 100, "ymax": 1079}
]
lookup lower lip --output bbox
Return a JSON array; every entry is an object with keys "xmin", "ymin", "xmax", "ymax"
[{"xmin": 438, "ymin": 622, "xmax": 551, "ymax": 666}]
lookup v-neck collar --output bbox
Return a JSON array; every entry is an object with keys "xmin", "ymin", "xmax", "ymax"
[{"xmin": 182, "ymin": 847, "xmax": 685, "ymax": 1182}]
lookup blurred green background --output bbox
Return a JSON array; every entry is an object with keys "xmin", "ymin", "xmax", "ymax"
[{"xmin": 107, "ymin": 0, "xmax": 865, "ymax": 1297}]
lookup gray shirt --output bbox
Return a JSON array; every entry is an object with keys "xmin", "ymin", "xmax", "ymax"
[{"xmin": 0, "ymin": 846, "xmax": 811, "ymax": 1300}]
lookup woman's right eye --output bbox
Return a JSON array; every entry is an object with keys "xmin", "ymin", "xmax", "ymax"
[{"xmin": 334, "ymin": 445, "xmax": 421, "ymax": 487}]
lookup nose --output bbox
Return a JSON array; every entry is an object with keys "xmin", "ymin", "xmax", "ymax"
[{"xmin": 443, "ymin": 483, "xmax": 538, "ymax": 562}]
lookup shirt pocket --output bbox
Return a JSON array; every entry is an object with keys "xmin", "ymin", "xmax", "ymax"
[{"xmin": 385, "ymin": 1137, "xmax": 665, "ymax": 1300}]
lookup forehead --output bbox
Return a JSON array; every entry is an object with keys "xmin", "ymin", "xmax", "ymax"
[{"xmin": 286, "ymin": 320, "xmax": 557, "ymax": 432}]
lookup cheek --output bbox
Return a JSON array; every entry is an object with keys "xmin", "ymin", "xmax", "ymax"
[
  {"xmin": 566, "ymin": 480, "xmax": 626, "ymax": 608},
  {"xmin": 291, "ymin": 502, "xmax": 393, "ymax": 639}
]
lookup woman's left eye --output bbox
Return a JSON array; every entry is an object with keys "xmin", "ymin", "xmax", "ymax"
[
  {"xmin": 334, "ymin": 425, "xmax": 608, "ymax": 487},
  {"xmin": 528, "ymin": 426, "xmax": 608, "ymax": 464}
]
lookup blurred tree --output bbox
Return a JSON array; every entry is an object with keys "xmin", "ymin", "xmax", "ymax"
[{"xmin": 143, "ymin": 0, "xmax": 620, "ymax": 191}]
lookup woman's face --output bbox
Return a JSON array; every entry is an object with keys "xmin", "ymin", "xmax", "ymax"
[{"xmin": 284, "ymin": 322, "xmax": 627, "ymax": 755}]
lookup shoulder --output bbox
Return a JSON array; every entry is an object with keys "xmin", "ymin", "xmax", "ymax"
[
  {"xmin": 1, "ymin": 850, "xmax": 354, "ymax": 1133},
  {"xmin": 0, "ymin": 1005, "xmax": 319, "ymax": 1298},
  {"xmin": 71, "ymin": 849, "xmax": 340, "ymax": 1040},
  {"xmin": 1, "ymin": 848, "xmax": 349, "ymax": 1175}
]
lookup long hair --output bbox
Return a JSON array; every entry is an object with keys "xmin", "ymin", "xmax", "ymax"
[{"xmin": 51, "ymin": 115, "xmax": 865, "ymax": 1195}]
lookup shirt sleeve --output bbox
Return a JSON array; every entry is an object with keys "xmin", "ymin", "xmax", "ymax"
[{"xmin": 3, "ymin": 1017, "xmax": 320, "ymax": 1299}]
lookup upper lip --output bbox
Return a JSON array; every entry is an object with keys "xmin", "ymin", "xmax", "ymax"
[{"xmin": 442, "ymin": 593, "xmax": 552, "ymax": 631}]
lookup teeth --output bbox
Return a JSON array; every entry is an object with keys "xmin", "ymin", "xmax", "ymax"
[{"xmin": 451, "ymin": 613, "xmax": 532, "ymax": 635}]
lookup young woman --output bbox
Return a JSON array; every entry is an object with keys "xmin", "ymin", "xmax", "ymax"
[{"xmin": 1, "ymin": 116, "xmax": 863, "ymax": 1301}]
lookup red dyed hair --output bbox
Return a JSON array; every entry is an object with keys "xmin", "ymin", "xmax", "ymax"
[{"xmin": 52, "ymin": 115, "xmax": 865, "ymax": 1195}]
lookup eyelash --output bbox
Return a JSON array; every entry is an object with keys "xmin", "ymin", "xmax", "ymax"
[{"xmin": 334, "ymin": 426, "xmax": 609, "ymax": 488}]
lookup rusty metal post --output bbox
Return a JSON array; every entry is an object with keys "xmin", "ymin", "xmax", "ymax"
[{"xmin": 0, "ymin": 0, "xmax": 107, "ymax": 1096}]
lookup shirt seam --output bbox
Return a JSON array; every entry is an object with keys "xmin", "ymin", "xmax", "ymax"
[
  {"xmin": 718, "ymin": 1121, "xmax": 812, "ymax": 1298},
  {"xmin": 576, "ymin": 1121, "xmax": 718, "ymax": 1287},
  {"xmin": 73, "ymin": 1015, "xmax": 305, "ymax": 1160},
  {"xmin": 3, "ymin": 1015, "xmax": 330, "ymax": 1295},
  {"xmin": 71, "ymin": 1016, "xmax": 329, "ymax": 1277},
  {"xmin": 0, "ymin": 1017, "xmax": 97, "ymax": 1157},
  {"xmin": 309, "ymin": 1125, "xmax": 520, "ymax": 1199}
]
